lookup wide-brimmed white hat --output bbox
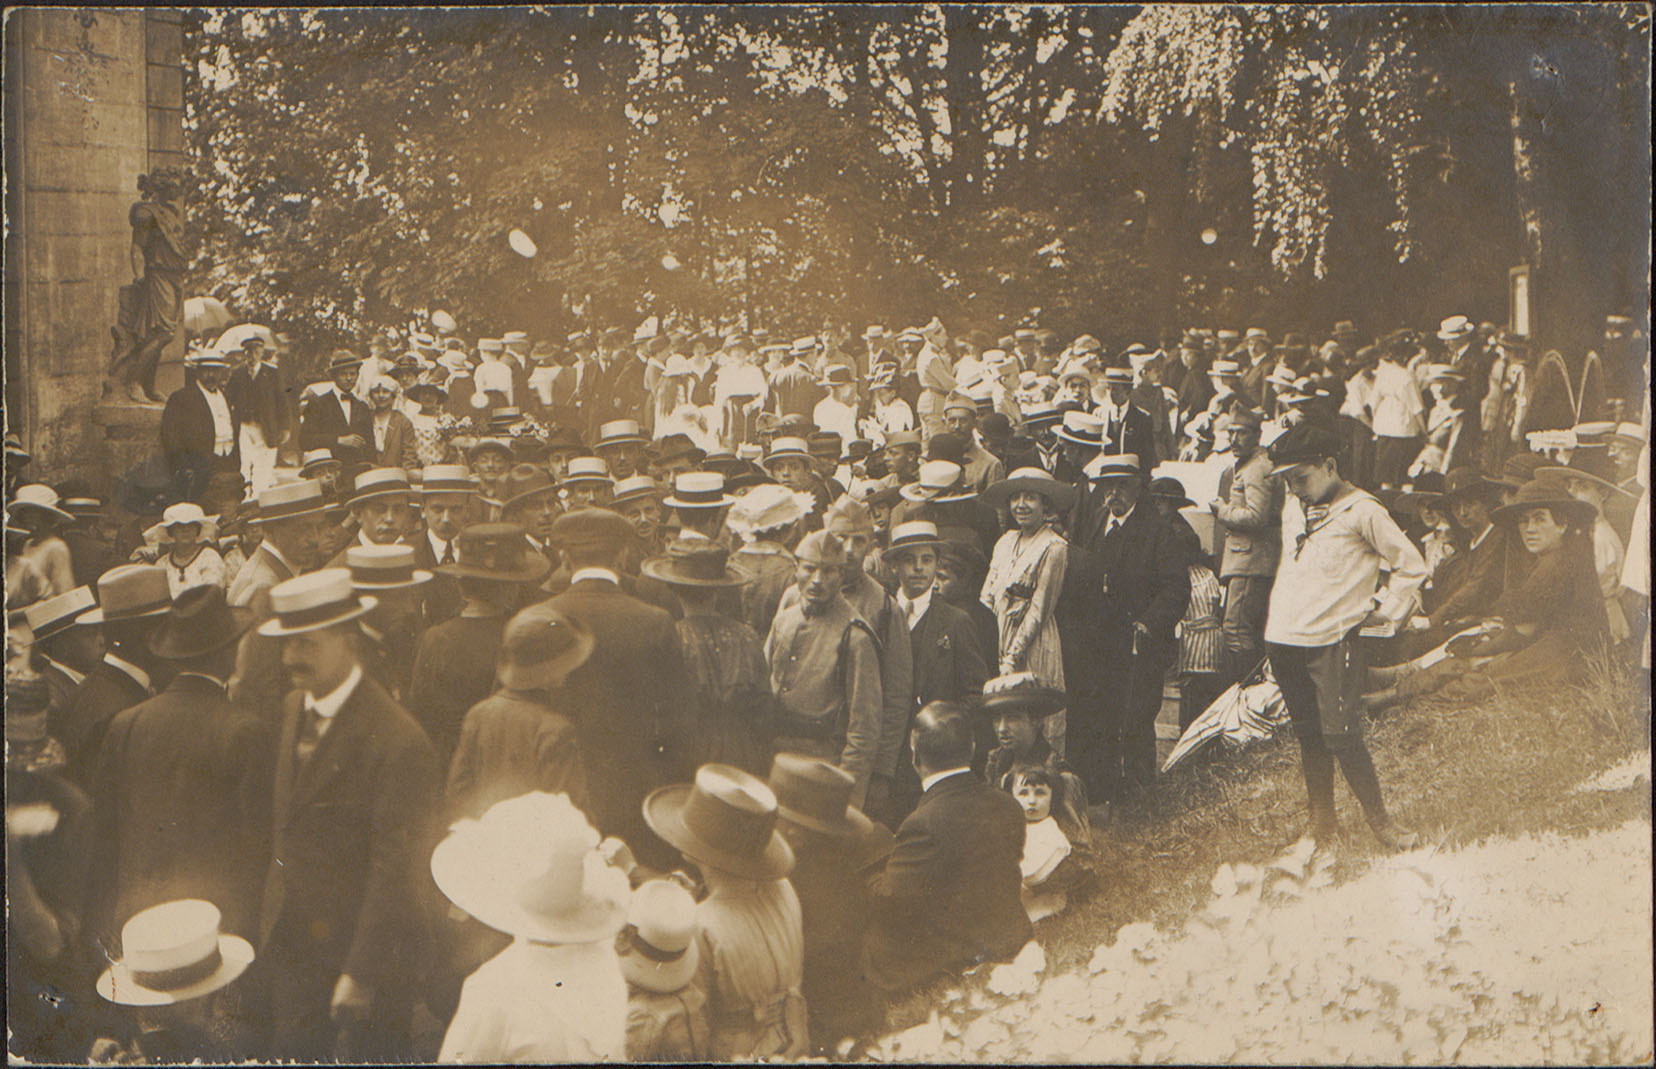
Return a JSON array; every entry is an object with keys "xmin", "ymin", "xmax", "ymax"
[
  {"xmin": 431, "ymin": 791, "xmax": 630, "ymax": 944},
  {"xmin": 983, "ymin": 467, "xmax": 1077, "ymax": 512},
  {"xmin": 143, "ymin": 503, "xmax": 220, "ymax": 546},
  {"xmin": 97, "ymin": 899, "xmax": 254, "ymax": 1007},
  {"xmin": 618, "ymin": 880, "xmax": 701, "ymax": 994},
  {"xmin": 7, "ymin": 484, "xmax": 73, "ymax": 525},
  {"xmin": 727, "ymin": 484, "xmax": 813, "ymax": 539}
]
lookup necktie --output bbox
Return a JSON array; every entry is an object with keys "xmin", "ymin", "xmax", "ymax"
[
  {"xmin": 295, "ymin": 702, "xmax": 324, "ymax": 772},
  {"xmin": 439, "ymin": 541, "xmax": 455, "ymax": 566}
]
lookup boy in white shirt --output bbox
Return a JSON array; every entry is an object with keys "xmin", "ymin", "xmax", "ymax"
[{"xmin": 1264, "ymin": 423, "xmax": 1427, "ymax": 855}]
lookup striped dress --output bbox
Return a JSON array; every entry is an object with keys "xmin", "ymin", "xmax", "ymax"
[{"xmin": 1178, "ymin": 563, "xmax": 1225, "ymax": 675}]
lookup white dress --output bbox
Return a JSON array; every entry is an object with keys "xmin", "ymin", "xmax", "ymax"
[{"xmin": 439, "ymin": 938, "xmax": 627, "ymax": 1064}]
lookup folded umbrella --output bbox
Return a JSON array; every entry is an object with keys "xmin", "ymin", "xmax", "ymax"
[{"xmin": 1162, "ymin": 658, "xmax": 1288, "ymax": 773}]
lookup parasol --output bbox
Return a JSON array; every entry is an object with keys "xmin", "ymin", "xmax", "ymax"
[
  {"xmin": 1161, "ymin": 658, "xmax": 1288, "ymax": 773},
  {"xmin": 182, "ymin": 296, "xmax": 233, "ymax": 337}
]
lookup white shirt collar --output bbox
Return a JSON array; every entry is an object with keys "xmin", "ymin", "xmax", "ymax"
[
  {"xmin": 571, "ymin": 566, "xmax": 621, "ymax": 586},
  {"xmin": 1105, "ymin": 503, "xmax": 1136, "ymax": 531},
  {"xmin": 1470, "ymin": 523, "xmax": 1494, "ymax": 550},
  {"xmin": 103, "ymin": 652, "xmax": 152, "ymax": 694},
  {"xmin": 304, "ymin": 662, "xmax": 363, "ymax": 721},
  {"xmin": 426, "ymin": 529, "xmax": 451, "ymax": 558},
  {"xmin": 898, "ymin": 588, "xmax": 933, "ymax": 630},
  {"xmin": 921, "ymin": 766, "xmax": 973, "ymax": 793}
]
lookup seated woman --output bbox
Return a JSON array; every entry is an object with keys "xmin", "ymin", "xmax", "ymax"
[
  {"xmin": 979, "ymin": 672, "xmax": 1090, "ymax": 845},
  {"xmin": 1365, "ymin": 477, "xmax": 1608, "ymax": 710}
]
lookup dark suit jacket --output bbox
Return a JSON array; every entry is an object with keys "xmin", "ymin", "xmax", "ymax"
[
  {"xmin": 1100, "ymin": 402, "xmax": 1158, "ymax": 469},
  {"xmin": 409, "ymin": 532, "xmax": 463, "ymax": 626},
  {"xmin": 90, "ymin": 674, "xmax": 272, "ymax": 942},
  {"xmin": 53, "ymin": 658, "xmax": 153, "ymax": 790},
  {"xmin": 260, "ymin": 674, "xmax": 439, "ymax": 992},
  {"xmin": 578, "ymin": 356, "xmax": 647, "ymax": 439},
  {"xmin": 298, "ymin": 387, "xmax": 375, "ymax": 470},
  {"xmin": 1427, "ymin": 525, "xmax": 1508, "ymax": 630},
  {"xmin": 863, "ymin": 771, "xmax": 1031, "ymax": 992},
  {"xmin": 160, "ymin": 384, "xmax": 241, "ymax": 478},
  {"xmin": 910, "ymin": 599, "xmax": 989, "ymax": 709},
  {"xmin": 1059, "ymin": 499, "xmax": 1190, "ymax": 686},
  {"xmin": 228, "ymin": 361, "xmax": 291, "ymax": 444},
  {"xmin": 543, "ymin": 579, "xmax": 689, "ymax": 857},
  {"xmin": 540, "ymin": 563, "xmax": 682, "ymax": 619}
]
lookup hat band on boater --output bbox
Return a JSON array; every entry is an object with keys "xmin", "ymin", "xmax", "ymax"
[
  {"xmin": 627, "ymin": 930, "xmax": 689, "ymax": 963},
  {"xmin": 131, "ymin": 946, "xmax": 223, "ymax": 992},
  {"xmin": 350, "ymin": 562, "xmax": 418, "ymax": 585},
  {"xmin": 672, "ymin": 486, "xmax": 727, "ymax": 506},
  {"xmin": 273, "ymin": 598, "xmax": 363, "ymax": 631}
]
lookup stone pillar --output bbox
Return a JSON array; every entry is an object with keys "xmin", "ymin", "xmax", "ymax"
[{"xmin": 3, "ymin": 8, "xmax": 186, "ymax": 492}]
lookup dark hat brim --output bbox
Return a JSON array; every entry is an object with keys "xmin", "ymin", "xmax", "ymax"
[
  {"xmin": 495, "ymin": 627, "xmax": 595, "ymax": 691},
  {"xmin": 976, "ymin": 686, "xmax": 1067, "ymax": 719},
  {"xmin": 1534, "ymin": 465, "xmax": 1638, "ymax": 500},
  {"xmin": 1490, "ymin": 494, "xmax": 1598, "ymax": 528},
  {"xmin": 149, "ymin": 606, "xmax": 257, "ymax": 660},
  {"xmin": 642, "ymin": 783, "xmax": 795, "ymax": 880},
  {"xmin": 776, "ymin": 798, "xmax": 874, "ymax": 839},
  {"xmin": 436, "ymin": 554, "xmax": 552, "ymax": 585},
  {"xmin": 639, "ymin": 557, "xmax": 752, "ymax": 588}
]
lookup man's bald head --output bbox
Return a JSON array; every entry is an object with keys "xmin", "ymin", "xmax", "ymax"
[{"xmin": 911, "ymin": 700, "xmax": 974, "ymax": 776}]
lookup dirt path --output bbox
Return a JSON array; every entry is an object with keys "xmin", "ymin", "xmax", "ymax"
[{"xmin": 867, "ymin": 814, "xmax": 1653, "ymax": 1064}]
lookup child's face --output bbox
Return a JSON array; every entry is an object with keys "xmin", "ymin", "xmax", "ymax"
[{"xmin": 1013, "ymin": 776, "xmax": 1053, "ymax": 822}]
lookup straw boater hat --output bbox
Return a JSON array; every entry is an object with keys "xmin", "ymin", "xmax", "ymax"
[
  {"xmin": 298, "ymin": 449, "xmax": 342, "ymax": 478},
  {"xmin": 983, "ymin": 467, "xmax": 1077, "ymax": 512},
  {"xmin": 23, "ymin": 586, "xmax": 97, "ymax": 643},
  {"xmin": 762, "ymin": 437, "xmax": 813, "ymax": 471},
  {"xmin": 348, "ymin": 468, "xmax": 413, "ymax": 507},
  {"xmin": 1083, "ymin": 453, "xmax": 1144, "ymax": 483},
  {"xmin": 496, "ymin": 605, "xmax": 595, "ymax": 691},
  {"xmin": 641, "ymin": 539, "xmax": 751, "ymax": 588},
  {"xmin": 420, "ymin": 464, "xmax": 478, "ymax": 498},
  {"xmin": 643, "ymin": 764, "xmax": 795, "ymax": 880},
  {"xmin": 1100, "ymin": 367, "xmax": 1134, "ymax": 389},
  {"xmin": 258, "ymin": 569, "xmax": 377, "ymax": 638},
  {"xmin": 148, "ymin": 585, "xmax": 255, "ymax": 661},
  {"xmin": 432, "ymin": 791, "xmax": 630, "ymax": 944},
  {"xmin": 618, "ymin": 880, "xmax": 701, "ymax": 995},
  {"xmin": 818, "ymin": 365, "xmax": 856, "ymax": 389},
  {"xmin": 1490, "ymin": 477, "xmax": 1599, "ymax": 530},
  {"xmin": 246, "ymin": 481, "xmax": 324, "ymax": 530},
  {"xmin": 727, "ymin": 484, "xmax": 813, "ymax": 539},
  {"xmin": 97, "ymin": 899, "xmax": 254, "ymax": 1007},
  {"xmin": 80, "ymin": 564, "xmax": 173, "ymax": 627},
  {"xmin": 881, "ymin": 520, "xmax": 945, "ymax": 562},
  {"xmin": 664, "ymin": 471, "xmax": 735, "ymax": 511},
  {"xmin": 557, "ymin": 456, "xmax": 613, "ymax": 491},
  {"xmin": 610, "ymin": 475, "xmax": 664, "ymax": 509},
  {"xmin": 1054, "ymin": 411, "xmax": 1105, "ymax": 448},
  {"xmin": 8, "ymin": 484, "xmax": 73, "ymax": 525},
  {"xmin": 596, "ymin": 419, "xmax": 647, "ymax": 449},
  {"xmin": 977, "ymin": 671, "xmax": 1067, "ymax": 719},
  {"xmin": 438, "ymin": 523, "xmax": 553, "ymax": 584},
  {"xmin": 900, "ymin": 460, "xmax": 974, "ymax": 504},
  {"xmin": 345, "ymin": 543, "xmax": 432, "ymax": 591}
]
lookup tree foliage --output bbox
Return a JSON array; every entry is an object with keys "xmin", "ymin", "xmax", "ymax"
[{"xmin": 185, "ymin": 5, "xmax": 1648, "ymax": 354}]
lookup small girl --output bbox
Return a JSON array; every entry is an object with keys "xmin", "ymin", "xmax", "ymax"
[
  {"xmin": 1012, "ymin": 766, "xmax": 1072, "ymax": 923},
  {"xmin": 619, "ymin": 879, "xmax": 710, "ymax": 1063}
]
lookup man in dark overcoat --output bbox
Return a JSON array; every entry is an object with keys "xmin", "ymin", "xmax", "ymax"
[
  {"xmin": 253, "ymin": 570, "xmax": 439, "ymax": 1062},
  {"xmin": 1058, "ymin": 454, "xmax": 1189, "ymax": 815}
]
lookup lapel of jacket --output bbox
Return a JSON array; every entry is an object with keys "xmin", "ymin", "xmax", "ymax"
[
  {"xmin": 272, "ymin": 692, "xmax": 302, "ymax": 830},
  {"xmin": 286, "ymin": 677, "xmax": 376, "ymax": 818}
]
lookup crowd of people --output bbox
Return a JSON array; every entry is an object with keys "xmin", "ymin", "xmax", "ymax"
[{"xmin": 5, "ymin": 308, "xmax": 1649, "ymax": 1062}]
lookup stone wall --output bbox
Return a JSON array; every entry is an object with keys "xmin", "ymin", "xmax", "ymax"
[{"xmin": 4, "ymin": 7, "xmax": 186, "ymax": 491}]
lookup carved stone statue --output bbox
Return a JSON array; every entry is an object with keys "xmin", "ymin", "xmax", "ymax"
[{"xmin": 106, "ymin": 167, "xmax": 193, "ymax": 405}]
